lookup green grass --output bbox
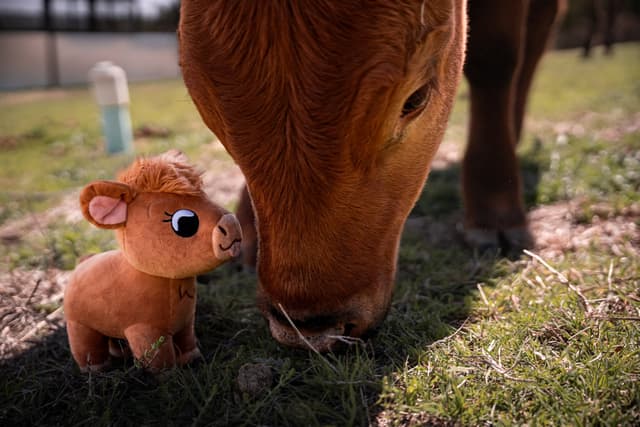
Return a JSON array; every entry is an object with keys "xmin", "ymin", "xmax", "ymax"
[
  {"xmin": 0, "ymin": 80, "xmax": 219, "ymax": 226},
  {"xmin": 381, "ymin": 251, "xmax": 639, "ymax": 425},
  {"xmin": 1, "ymin": 44, "xmax": 639, "ymax": 426}
]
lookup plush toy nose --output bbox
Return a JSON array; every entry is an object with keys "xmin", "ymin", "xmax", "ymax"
[{"xmin": 213, "ymin": 213, "xmax": 243, "ymax": 260}]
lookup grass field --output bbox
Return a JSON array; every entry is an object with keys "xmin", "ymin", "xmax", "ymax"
[{"xmin": 0, "ymin": 43, "xmax": 639, "ymax": 426}]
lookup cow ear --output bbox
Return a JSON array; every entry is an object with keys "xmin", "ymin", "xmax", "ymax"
[{"xmin": 79, "ymin": 180, "xmax": 135, "ymax": 229}]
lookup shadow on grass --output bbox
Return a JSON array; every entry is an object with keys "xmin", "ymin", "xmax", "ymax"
[{"xmin": 0, "ymin": 151, "xmax": 543, "ymax": 426}]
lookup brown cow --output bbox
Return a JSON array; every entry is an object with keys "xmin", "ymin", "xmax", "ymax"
[{"xmin": 179, "ymin": 0, "xmax": 564, "ymax": 351}]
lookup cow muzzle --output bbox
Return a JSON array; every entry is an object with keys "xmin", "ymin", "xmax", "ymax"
[
  {"xmin": 213, "ymin": 213, "xmax": 243, "ymax": 260},
  {"xmin": 263, "ymin": 301, "xmax": 381, "ymax": 352}
]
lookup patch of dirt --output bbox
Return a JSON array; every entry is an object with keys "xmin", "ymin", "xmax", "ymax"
[
  {"xmin": 0, "ymin": 268, "xmax": 68, "ymax": 361},
  {"xmin": 0, "ymin": 135, "xmax": 19, "ymax": 149},
  {"xmin": 403, "ymin": 200, "xmax": 639, "ymax": 260},
  {"xmin": 134, "ymin": 124, "xmax": 172, "ymax": 139},
  {"xmin": 529, "ymin": 200, "xmax": 640, "ymax": 259},
  {"xmin": 0, "ymin": 192, "xmax": 82, "ymax": 245}
]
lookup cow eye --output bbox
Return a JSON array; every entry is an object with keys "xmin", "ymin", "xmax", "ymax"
[
  {"xmin": 163, "ymin": 209, "xmax": 199, "ymax": 238},
  {"xmin": 401, "ymin": 84, "xmax": 431, "ymax": 118}
]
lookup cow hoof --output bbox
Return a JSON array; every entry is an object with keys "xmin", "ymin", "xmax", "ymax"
[
  {"xmin": 500, "ymin": 227, "xmax": 534, "ymax": 252},
  {"xmin": 464, "ymin": 226, "xmax": 533, "ymax": 255},
  {"xmin": 464, "ymin": 228, "xmax": 500, "ymax": 252}
]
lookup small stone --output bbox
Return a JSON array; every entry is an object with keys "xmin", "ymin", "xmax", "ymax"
[{"xmin": 237, "ymin": 362, "xmax": 273, "ymax": 397}]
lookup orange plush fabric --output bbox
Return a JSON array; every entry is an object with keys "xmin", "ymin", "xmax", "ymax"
[{"xmin": 64, "ymin": 151, "xmax": 242, "ymax": 372}]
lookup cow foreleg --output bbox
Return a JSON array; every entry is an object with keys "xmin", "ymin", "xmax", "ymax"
[
  {"xmin": 462, "ymin": 0, "xmax": 530, "ymax": 252},
  {"xmin": 515, "ymin": 0, "xmax": 565, "ymax": 142}
]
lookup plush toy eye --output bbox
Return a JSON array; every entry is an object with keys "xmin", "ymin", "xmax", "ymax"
[{"xmin": 163, "ymin": 209, "xmax": 199, "ymax": 238}]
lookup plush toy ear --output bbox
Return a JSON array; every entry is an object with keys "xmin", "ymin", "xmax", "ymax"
[{"xmin": 79, "ymin": 180, "xmax": 135, "ymax": 229}]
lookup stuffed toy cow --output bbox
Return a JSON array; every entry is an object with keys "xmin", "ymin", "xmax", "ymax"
[{"xmin": 64, "ymin": 150, "xmax": 242, "ymax": 372}]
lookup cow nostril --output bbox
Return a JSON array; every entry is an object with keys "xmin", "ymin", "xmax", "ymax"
[
  {"xmin": 344, "ymin": 323, "xmax": 356, "ymax": 336},
  {"xmin": 269, "ymin": 306, "xmax": 342, "ymax": 333},
  {"xmin": 218, "ymin": 225, "xmax": 228, "ymax": 236}
]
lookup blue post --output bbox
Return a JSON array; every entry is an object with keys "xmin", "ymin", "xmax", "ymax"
[
  {"xmin": 101, "ymin": 105, "xmax": 133, "ymax": 154},
  {"xmin": 89, "ymin": 61, "xmax": 134, "ymax": 155}
]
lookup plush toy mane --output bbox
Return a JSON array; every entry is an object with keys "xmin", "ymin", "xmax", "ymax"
[{"xmin": 117, "ymin": 151, "xmax": 204, "ymax": 196}]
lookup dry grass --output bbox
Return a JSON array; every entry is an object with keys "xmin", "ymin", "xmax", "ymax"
[{"xmin": 0, "ymin": 269, "xmax": 67, "ymax": 359}]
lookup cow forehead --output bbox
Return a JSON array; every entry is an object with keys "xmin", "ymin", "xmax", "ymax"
[{"xmin": 179, "ymin": 1, "xmax": 447, "ymax": 142}]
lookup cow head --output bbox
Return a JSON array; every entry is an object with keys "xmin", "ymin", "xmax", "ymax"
[{"xmin": 179, "ymin": 1, "xmax": 466, "ymax": 350}]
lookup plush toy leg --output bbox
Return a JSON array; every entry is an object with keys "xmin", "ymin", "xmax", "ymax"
[
  {"xmin": 124, "ymin": 324, "xmax": 176, "ymax": 372},
  {"xmin": 173, "ymin": 319, "xmax": 202, "ymax": 366},
  {"xmin": 66, "ymin": 320, "xmax": 110, "ymax": 371}
]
